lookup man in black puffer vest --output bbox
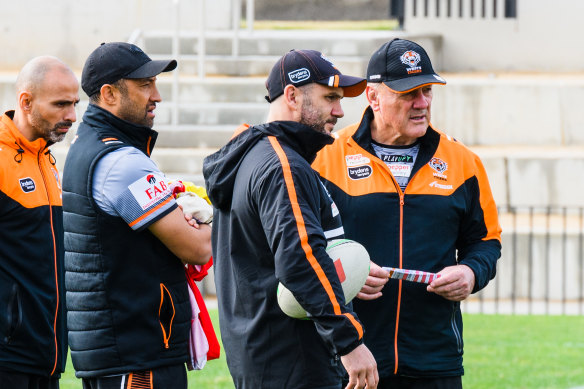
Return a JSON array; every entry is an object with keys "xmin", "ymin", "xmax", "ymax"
[{"xmin": 62, "ymin": 42, "xmax": 212, "ymax": 389}]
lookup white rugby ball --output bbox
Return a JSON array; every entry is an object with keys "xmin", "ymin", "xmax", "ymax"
[{"xmin": 277, "ymin": 239, "xmax": 370, "ymax": 319}]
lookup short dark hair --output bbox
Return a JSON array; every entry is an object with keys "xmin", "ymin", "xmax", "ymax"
[{"xmin": 89, "ymin": 79, "xmax": 128, "ymax": 104}]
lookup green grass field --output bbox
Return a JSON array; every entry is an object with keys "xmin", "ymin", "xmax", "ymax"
[{"xmin": 59, "ymin": 312, "xmax": 584, "ymax": 389}]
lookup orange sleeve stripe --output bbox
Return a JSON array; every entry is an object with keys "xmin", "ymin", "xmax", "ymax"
[
  {"xmin": 128, "ymin": 196, "xmax": 174, "ymax": 228},
  {"xmin": 101, "ymin": 137, "xmax": 118, "ymax": 142},
  {"xmin": 230, "ymin": 123, "xmax": 251, "ymax": 140},
  {"xmin": 267, "ymin": 136, "xmax": 344, "ymax": 315},
  {"xmin": 342, "ymin": 313, "xmax": 363, "ymax": 339}
]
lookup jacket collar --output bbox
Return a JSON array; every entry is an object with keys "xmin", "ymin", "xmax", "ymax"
[
  {"xmin": 82, "ymin": 104, "xmax": 158, "ymax": 155},
  {"xmin": 1, "ymin": 110, "xmax": 49, "ymax": 155},
  {"xmin": 257, "ymin": 120, "xmax": 334, "ymax": 164},
  {"xmin": 352, "ymin": 106, "xmax": 440, "ymax": 169}
]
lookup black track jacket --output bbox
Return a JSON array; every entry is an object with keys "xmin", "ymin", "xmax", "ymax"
[{"xmin": 203, "ymin": 121, "xmax": 364, "ymax": 389}]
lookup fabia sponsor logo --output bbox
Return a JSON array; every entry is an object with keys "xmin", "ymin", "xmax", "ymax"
[
  {"xmin": 129, "ymin": 173, "xmax": 171, "ymax": 210},
  {"xmin": 19, "ymin": 177, "xmax": 36, "ymax": 193},
  {"xmin": 288, "ymin": 68, "xmax": 311, "ymax": 83},
  {"xmin": 348, "ymin": 165, "xmax": 372, "ymax": 180}
]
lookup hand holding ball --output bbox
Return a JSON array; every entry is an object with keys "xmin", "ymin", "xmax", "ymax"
[{"xmin": 277, "ymin": 239, "xmax": 370, "ymax": 319}]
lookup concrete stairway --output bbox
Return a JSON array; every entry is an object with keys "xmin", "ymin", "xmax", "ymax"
[{"xmin": 2, "ymin": 31, "xmax": 584, "ymax": 307}]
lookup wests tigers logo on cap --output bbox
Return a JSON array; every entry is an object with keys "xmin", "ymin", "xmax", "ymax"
[{"xmin": 400, "ymin": 50, "xmax": 422, "ymax": 74}]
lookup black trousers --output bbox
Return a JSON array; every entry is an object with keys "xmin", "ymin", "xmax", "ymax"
[
  {"xmin": 378, "ymin": 375, "xmax": 462, "ymax": 389},
  {"xmin": 0, "ymin": 371, "xmax": 59, "ymax": 389},
  {"xmin": 81, "ymin": 364, "xmax": 187, "ymax": 389}
]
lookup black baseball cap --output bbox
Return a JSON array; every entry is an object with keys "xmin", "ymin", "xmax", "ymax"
[
  {"xmin": 367, "ymin": 38, "xmax": 446, "ymax": 93},
  {"xmin": 265, "ymin": 49, "xmax": 366, "ymax": 103},
  {"xmin": 81, "ymin": 42, "xmax": 177, "ymax": 97}
]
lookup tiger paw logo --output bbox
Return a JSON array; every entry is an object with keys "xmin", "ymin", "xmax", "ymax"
[
  {"xmin": 400, "ymin": 50, "xmax": 422, "ymax": 74},
  {"xmin": 429, "ymin": 157, "xmax": 447, "ymax": 173}
]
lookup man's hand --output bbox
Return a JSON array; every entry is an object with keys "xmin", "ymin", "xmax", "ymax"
[
  {"xmin": 356, "ymin": 262, "xmax": 389, "ymax": 301},
  {"xmin": 341, "ymin": 344, "xmax": 378, "ymax": 389},
  {"xmin": 427, "ymin": 264, "xmax": 475, "ymax": 301}
]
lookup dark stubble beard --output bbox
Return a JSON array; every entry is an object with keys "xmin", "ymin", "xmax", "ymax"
[
  {"xmin": 117, "ymin": 97, "xmax": 154, "ymax": 128},
  {"xmin": 30, "ymin": 109, "xmax": 71, "ymax": 144},
  {"xmin": 299, "ymin": 94, "xmax": 335, "ymax": 135}
]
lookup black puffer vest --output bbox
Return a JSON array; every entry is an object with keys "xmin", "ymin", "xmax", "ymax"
[{"xmin": 62, "ymin": 104, "xmax": 189, "ymax": 378}]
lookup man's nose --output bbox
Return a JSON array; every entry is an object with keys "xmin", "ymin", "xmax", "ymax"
[
  {"xmin": 332, "ymin": 100, "xmax": 344, "ymax": 118},
  {"xmin": 65, "ymin": 105, "xmax": 77, "ymax": 123},
  {"xmin": 151, "ymin": 84, "xmax": 162, "ymax": 102},
  {"xmin": 412, "ymin": 89, "xmax": 429, "ymax": 109}
]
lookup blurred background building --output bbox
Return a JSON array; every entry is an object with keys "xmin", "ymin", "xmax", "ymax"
[{"xmin": 1, "ymin": 0, "xmax": 583, "ymax": 314}]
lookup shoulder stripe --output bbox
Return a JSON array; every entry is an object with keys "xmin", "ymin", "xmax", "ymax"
[{"xmin": 268, "ymin": 136, "xmax": 363, "ymax": 337}]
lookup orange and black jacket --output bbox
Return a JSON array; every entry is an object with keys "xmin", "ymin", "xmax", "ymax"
[
  {"xmin": 313, "ymin": 107, "xmax": 502, "ymax": 378},
  {"xmin": 203, "ymin": 121, "xmax": 364, "ymax": 388},
  {"xmin": 0, "ymin": 111, "xmax": 66, "ymax": 377}
]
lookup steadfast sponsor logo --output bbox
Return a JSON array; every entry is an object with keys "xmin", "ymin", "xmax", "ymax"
[
  {"xmin": 288, "ymin": 68, "xmax": 310, "ymax": 83},
  {"xmin": 129, "ymin": 173, "xmax": 171, "ymax": 210},
  {"xmin": 345, "ymin": 154, "xmax": 370, "ymax": 167},
  {"xmin": 348, "ymin": 165, "xmax": 372, "ymax": 180},
  {"xmin": 429, "ymin": 181, "xmax": 453, "ymax": 190},
  {"xmin": 19, "ymin": 177, "xmax": 36, "ymax": 193}
]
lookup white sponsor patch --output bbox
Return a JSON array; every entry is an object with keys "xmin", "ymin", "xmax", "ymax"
[
  {"xmin": 429, "ymin": 181, "xmax": 453, "ymax": 190},
  {"xmin": 388, "ymin": 164, "xmax": 412, "ymax": 178},
  {"xmin": 345, "ymin": 154, "xmax": 371, "ymax": 167},
  {"xmin": 129, "ymin": 173, "xmax": 172, "ymax": 210},
  {"xmin": 288, "ymin": 68, "xmax": 311, "ymax": 83}
]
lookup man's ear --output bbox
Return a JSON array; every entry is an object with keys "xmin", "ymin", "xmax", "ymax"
[
  {"xmin": 18, "ymin": 91, "xmax": 33, "ymax": 112},
  {"xmin": 366, "ymin": 85, "xmax": 380, "ymax": 111},
  {"xmin": 100, "ymin": 84, "xmax": 119, "ymax": 106},
  {"xmin": 283, "ymin": 84, "xmax": 300, "ymax": 111}
]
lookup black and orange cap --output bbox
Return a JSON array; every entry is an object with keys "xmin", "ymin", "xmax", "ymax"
[
  {"xmin": 265, "ymin": 49, "xmax": 366, "ymax": 103},
  {"xmin": 367, "ymin": 38, "xmax": 446, "ymax": 93}
]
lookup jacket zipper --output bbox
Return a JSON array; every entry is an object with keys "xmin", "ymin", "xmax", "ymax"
[
  {"xmin": 394, "ymin": 188, "xmax": 404, "ymax": 375},
  {"xmin": 5, "ymin": 284, "xmax": 22, "ymax": 344},
  {"xmin": 159, "ymin": 283, "xmax": 176, "ymax": 349},
  {"xmin": 451, "ymin": 303, "xmax": 463, "ymax": 353},
  {"xmin": 38, "ymin": 149, "xmax": 60, "ymax": 376}
]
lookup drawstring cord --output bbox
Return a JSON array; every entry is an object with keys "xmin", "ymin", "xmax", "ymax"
[
  {"xmin": 45, "ymin": 149, "xmax": 56, "ymax": 165},
  {"xmin": 14, "ymin": 141, "xmax": 24, "ymax": 163}
]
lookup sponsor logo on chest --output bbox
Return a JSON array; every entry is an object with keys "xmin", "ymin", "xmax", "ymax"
[
  {"xmin": 19, "ymin": 177, "xmax": 36, "ymax": 193},
  {"xmin": 345, "ymin": 154, "xmax": 372, "ymax": 180},
  {"xmin": 428, "ymin": 157, "xmax": 449, "ymax": 181}
]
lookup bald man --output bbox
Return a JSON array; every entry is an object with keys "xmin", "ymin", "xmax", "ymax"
[{"xmin": 0, "ymin": 56, "xmax": 79, "ymax": 389}]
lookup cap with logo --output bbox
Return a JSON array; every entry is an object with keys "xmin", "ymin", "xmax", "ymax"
[
  {"xmin": 81, "ymin": 42, "xmax": 177, "ymax": 97},
  {"xmin": 265, "ymin": 49, "xmax": 367, "ymax": 103},
  {"xmin": 367, "ymin": 38, "xmax": 446, "ymax": 93}
]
